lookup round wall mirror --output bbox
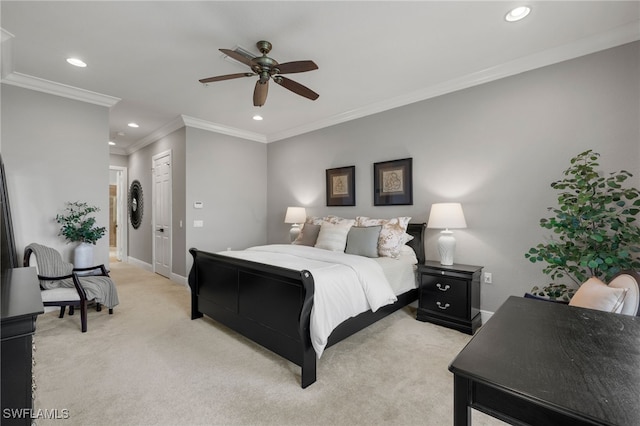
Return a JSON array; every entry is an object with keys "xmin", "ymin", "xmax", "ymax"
[{"xmin": 128, "ymin": 180, "xmax": 143, "ymax": 229}]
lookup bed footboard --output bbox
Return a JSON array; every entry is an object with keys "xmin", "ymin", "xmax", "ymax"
[{"xmin": 188, "ymin": 248, "xmax": 317, "ymax": 388}]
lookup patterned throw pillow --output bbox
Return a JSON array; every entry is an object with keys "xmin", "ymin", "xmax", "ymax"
[
  {"xmin": 355, "ymin": 216, "xmax": 411, "ymax": 258},
  {"xmin": 305, "ymin": 216, "xmax": 324, "ymax": 225},
  {"xmin": 323, "ymin": 215, "xmax": 355, "ymax": 226}
]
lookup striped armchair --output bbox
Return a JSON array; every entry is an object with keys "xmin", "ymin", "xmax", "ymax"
[{"xmin": 23, "ymin": 243, "xmax": 119, "ymax": 332}]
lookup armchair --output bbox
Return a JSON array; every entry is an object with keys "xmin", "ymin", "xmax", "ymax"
[
  {"xmin": 568, "ymin": 270, "xmax": 640, "ymax": 316},
  {"xmin": 23, "ymin": 243, "xmax": 119, "ymax": 332}
]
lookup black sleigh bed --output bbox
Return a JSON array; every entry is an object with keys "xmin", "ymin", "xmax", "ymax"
[{"xmin": 188, "ymin": 222, "xmax": 426, "ymax": 388}]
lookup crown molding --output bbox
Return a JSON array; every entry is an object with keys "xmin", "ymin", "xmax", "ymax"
[
  {"xmin": 0, "ymin": 28, "xmax": 14, "ymax": 42},
  {"xmin": 6, "ymin": 21, "xmax": 638, "ymax": 149},
  {"xmin": 181, "ymin": 115, "xmax": 267, "ymax": 143},
  {"xmin": 266, "ymin": 21, "xmax": 640, "ymax": 143},
  {"xmin": 109, "ymin": 146, "xmax": 128, "ymax": 156},
  {"xmin": 1, "ymin": 28, "xmax": 15, "ymax": 80},
  {"xmin": 121, "ymin": 114, "xmax": 268, "ymax": 155},
  {"xmin": 1, "ymin": 72, "xmax": 120, "ymax": 107},
  {"xmin": 125, "ymin": 116, "xmax": 185, "ymax": 155}
]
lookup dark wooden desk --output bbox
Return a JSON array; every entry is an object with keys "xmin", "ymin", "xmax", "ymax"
[
  {"xmin": 1, "ymin": 267, "xmax": 44, "ymax": 425},
  {"xmin": 448, "ymin": 296, "xmax": 640, "ymax": 426}
]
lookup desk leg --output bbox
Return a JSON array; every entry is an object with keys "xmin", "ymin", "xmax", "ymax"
[{"xmin": 453, "ymin": 375, "xmax": 471, "ymax": 426}]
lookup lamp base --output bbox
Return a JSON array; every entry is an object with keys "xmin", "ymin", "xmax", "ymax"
[
  {"xmin": 437, "ymin": 230, "xmax": 456, "ymax": 266},
  {"xmin": 289, "ymin": 224, "xmax": 301, "ymax": 242}
]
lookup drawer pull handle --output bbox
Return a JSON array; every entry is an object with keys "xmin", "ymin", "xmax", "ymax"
[
  {"xmin": 437, "ymin": 301, "xmax": 450, "ymax": 310},
  {"xmin": 436, "ymin": 283, "xmax": 450, "ymax": 292}
]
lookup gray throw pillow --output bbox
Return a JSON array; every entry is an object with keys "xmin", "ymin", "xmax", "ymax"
[
  {"xmin": 293, "ymin": 223, "xmax": 321, "ymax": 246},
  {"xmin": 345, "ymin": 226, "xmax": 381, "ymax": 257}
]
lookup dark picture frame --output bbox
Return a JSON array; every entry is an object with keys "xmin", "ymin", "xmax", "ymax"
[
  {"xmin": 374, "ymin": 158, "xmax": 413, "ymax": 206},
  {"xmin": 326, "ymin": 166, "xmax": 355, "ymax": 206}
]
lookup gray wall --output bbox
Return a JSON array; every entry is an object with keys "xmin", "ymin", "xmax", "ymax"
[
  {"xmin": 185, "ymin": 127, "xmax": 267, "ymax": 271},
  {"xmin": 109, "ymin": 153, "xmax": 128, "ymax": 168},
  {"xmin": 127, "ymin": 127, "xmax": 187, "ymax": 276},
  {"xmin": 267, "ymin": 41, "xmax": 640, "ymax": 313},
  {"xmin": 1, "ymin": 84, "xmax": 110, "ymax": 265},
  {"xmin": 3, "ymin": 42, "xmax": 637, "ymax": 314}
]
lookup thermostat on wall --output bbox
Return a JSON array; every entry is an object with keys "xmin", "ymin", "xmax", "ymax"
[{"xmin": 194, "ymin": 201, "xmax": 204, "ymax": 209}]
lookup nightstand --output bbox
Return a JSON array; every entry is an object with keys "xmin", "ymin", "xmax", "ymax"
[{"xmin": 416, "ymin": 260, "xmax": 483, "ymax": 334}]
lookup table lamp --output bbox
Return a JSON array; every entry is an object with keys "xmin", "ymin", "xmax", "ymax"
[
  {"xmin": 284, "ymin": 207, "xmax": 307, "ymax": 242},
  {"xmin": 427, "ymin": 203, "xmax": 467, "ymax": 265}
]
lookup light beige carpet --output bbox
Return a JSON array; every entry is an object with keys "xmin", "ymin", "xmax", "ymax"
[{"xmin": 33, "ymin": 261, "xmax": 505, "ymax": 426}]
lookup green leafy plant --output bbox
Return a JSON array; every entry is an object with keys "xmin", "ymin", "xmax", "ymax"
[
  {"xmin": 529, "ymin": 283, "xmax": 576, "ymax": 302},
  {"xmin": 56, "ymin": 201, "xmax": 106, "ymax": 245},
  {"xmin": 525, "ymin": 150, "xmax": 640, "ymax": 299}
]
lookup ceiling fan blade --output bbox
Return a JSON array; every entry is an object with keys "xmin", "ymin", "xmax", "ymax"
[
  {"xmin": 219, "ymin": 48, "xmax": 254, "ymax": 67},
  {"xmin": 274, "ymin": 76, "xmax": 319, "ymax": 101},
  {"xmin": 276, "ymin": 60, "xmax": 318, "ymax": 74},
  {"xmin": 253, "ymin": 80, "xmax": 269, "ymax": 107},
  {"xmin": 199, "ymin": 73, "xmax": 253, "ymax": 84}
]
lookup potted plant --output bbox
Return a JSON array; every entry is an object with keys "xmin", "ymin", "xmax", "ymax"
[
  {"xmin": 525, "ymin": 150, "xmax": 640, "ymax": 301},
  {"xmin": 56, "ymin": 201, "xmax": 106, "ymax": 268}
]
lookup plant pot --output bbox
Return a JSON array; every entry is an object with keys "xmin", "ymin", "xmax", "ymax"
[{"xmin": 74, "ymin": 242, "xmax": 94, "ymax": 269}]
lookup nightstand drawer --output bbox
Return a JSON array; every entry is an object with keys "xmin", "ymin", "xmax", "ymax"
[
  {"xmin": 421, "ymin": 276, "xmax": 468, "ymax": 303},
  {"xmin": 420, "ymin": 292, "xmax": 467, "ymax": 319}
]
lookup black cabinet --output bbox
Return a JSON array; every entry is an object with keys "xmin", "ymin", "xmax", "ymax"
[
  {"xmin": 416, "ymin": 261, "xmax": 482, "ymax": 335},
  {"xmin": 1, "ymin": 267, "xmax": 43, "ymax": 425}
]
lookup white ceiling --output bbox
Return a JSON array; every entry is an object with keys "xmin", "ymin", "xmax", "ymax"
[{"xmin": 2, "ymin": 1, "xmax": 639, "ymax": 155}]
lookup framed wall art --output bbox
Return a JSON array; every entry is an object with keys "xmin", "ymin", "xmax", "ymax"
[
  {"xmin": 326, "ymin": 166, "xmax": 355, "ymax": 206},
  {"xmin": 373, "ymin": 158, "xmax": 413, "ymax": 206}
]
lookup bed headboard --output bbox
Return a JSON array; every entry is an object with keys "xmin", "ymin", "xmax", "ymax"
[{"xmin": 406, "ymin": 223, "xmax": 426, "ymax": 265}]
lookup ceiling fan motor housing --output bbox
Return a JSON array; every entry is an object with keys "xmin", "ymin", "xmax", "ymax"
[{"xmin": 256, "ymin": 40, "xmax": 273, "ymax": 55}]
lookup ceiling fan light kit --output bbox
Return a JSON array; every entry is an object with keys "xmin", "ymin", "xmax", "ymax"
[{"xmin": 199, "ymin": 40, "xmax": 319, "ymax": 107}]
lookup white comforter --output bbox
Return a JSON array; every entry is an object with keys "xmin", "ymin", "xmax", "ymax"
[{"xmin": 220, "ymin": 244, "xmax": 397, "ymax": 358}]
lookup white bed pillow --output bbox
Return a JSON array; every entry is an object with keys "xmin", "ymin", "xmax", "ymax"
[
  {"xmin": 397, "ymin": 245, "xmax": 419, "ymax": 264},
  {"xmin": 314, "ymin": 222, "xmax": 352, "ymax": 251}
]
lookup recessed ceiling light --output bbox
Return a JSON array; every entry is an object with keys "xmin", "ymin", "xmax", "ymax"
[
  {"xmin": 108, "ymin": 141, "xmax": 116, "ymax": 146},
  {"xmin": 127, "ymin": 122, "xmax": 139, "ymax": 128},
  {"xmin": 253, "ymin": 115, "xmax": 263, "ymax": 121},
  {"xmin": 66, "ymin": 57, "xmax": 87, "ymax": 67},
  {"xmin": 505, "ymin": 6, "xmax": 531, "ymax": 22}
]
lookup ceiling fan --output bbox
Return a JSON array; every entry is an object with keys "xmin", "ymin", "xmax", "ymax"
[{"xmin": 199, "ymin": 40, "xmax": 319, "ymax": 107}]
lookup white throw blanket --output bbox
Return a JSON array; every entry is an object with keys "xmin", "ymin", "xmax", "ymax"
[{"xmin": 220, "ymin": 244, "xmax": 397, "ymax": 357}]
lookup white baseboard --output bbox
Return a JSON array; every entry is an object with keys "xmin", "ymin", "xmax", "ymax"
[
  {"xmin": 480, "ymin": 309, "xmax": 494, "ymax": 324},
  {"xmin": 127, "ymin": 256, "xmax": 152, "ymax": 272},
  {"xmin": 171, "ymin": 273, "xmax": 188, "ymax": 287},
  {"xmin": 126, "ymin": 256, "xmax": 188, "ymax": 287}
]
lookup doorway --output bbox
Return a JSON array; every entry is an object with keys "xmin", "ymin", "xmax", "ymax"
[
  {"xmin": 152, "ymin": 150, "xmax": 172, "ymax": 278},
  {"xmin": 109, "ymin": 166, "xmax": 128, "ymax": 264}
]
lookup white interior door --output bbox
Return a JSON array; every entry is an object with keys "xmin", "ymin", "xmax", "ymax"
[{"xmin": 153, "ymin": 151, "xmax": 171, "ymax": 278}]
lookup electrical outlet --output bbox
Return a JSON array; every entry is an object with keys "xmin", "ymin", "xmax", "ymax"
[{"xmin": 484, "ymin": 272, "xmax": 493, "ymax": 284}]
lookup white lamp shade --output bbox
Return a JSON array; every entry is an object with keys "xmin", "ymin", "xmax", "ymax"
[
  {"xmin": 284, "ymin": 207, "xmax": 307, "ymax": 224},
  {"xmin": 427, "ymin": 203, "xmax": 467, "ymax": 229}
]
